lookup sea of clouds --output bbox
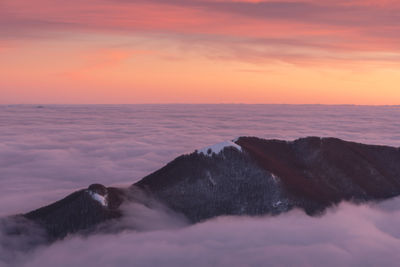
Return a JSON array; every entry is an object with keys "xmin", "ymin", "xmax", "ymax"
[
  {"xmin": 4, "ymin": 199, "xmax": 400, "ymax": 267},
  {"xmin": 1, "ymin": 104, "xmax": 400, "ymax": 266}
]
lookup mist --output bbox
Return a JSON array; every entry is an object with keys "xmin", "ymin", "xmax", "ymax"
[{"xmin": 2, "ymin": 199, "xmax": 400, "ymax": 267}]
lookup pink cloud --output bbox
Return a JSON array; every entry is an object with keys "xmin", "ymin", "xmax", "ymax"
[{"xmin": 1, "ymin": 0, "xmax": 400, "ymax": 64}]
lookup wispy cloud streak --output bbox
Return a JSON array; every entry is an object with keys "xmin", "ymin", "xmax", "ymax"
[{"xmin": 1, "ymin": 0, "xmax": 400, "ymax": 61}]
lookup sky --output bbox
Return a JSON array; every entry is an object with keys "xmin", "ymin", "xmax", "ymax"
[{"xmin": 1, "ymin": 0, "xmax": 400, "ymax": 104}]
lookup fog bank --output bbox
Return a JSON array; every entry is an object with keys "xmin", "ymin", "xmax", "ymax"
[{"xmin": 1, "ymin": 199, "xmax": 398, "ymax": 267}]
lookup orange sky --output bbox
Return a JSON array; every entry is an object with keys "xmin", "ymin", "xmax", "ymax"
[{"xmin": 1, "ymin": 0, "xmax": 400, "ymax": 104}]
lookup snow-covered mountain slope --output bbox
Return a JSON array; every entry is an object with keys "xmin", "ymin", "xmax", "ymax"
[
  {"xmin": 7, "ymin": 136, "xmax": 400, "ymax": 242},
  {"xmin": 197, "ymin": 140, "xmax": 242, "ymax": 156}
]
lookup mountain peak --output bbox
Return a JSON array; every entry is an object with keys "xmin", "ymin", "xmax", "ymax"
[
  {"xmin": 87, "ymin": 184, "xmax": 108, "ymax": 207},
  {"xmin": 196, "ymin": 140, "xmax": 242, "ymax": 156}
]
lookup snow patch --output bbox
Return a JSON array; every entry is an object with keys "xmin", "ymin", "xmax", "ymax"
[
  {"xmin": 206, "ymin": 171, "xmax": 216, "ymax": 186},
  {"xmin": 87, "ymin": 190, "xmax": 108, "ymax": 207},
  {"xmin": 232, "ymin": 137, "xmax": 240, "ymax": 142},
  {"xmin": 273, "ymin": 201, "xmax": 282, "ymax": 208},
  {"xmin": 271, "ymin": 173, "xmax": 280, "ymax": 183},
  {"xmin": 197, "ymin": 141, "xmax": 242, "ymax": 156}
]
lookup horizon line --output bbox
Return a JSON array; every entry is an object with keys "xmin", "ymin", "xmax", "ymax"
[{"xmin": 1, "ymin": 103, "xmax": 400, "ymax": 107}]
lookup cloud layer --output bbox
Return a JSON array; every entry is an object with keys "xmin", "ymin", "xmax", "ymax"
[
  {"xmin": 2, "ymin": 0, "xmax": 400, "ymax": 60},
  {"xmin": 2, "ymin": 0, "xmax": 400, "ymax": 104},
  {"xmin": 4, "ymin": 199, "xmax": 400, "ymax": 267}
]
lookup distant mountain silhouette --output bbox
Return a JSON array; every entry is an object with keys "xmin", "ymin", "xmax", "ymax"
[{"xmin": 7, "ymin": 137, "xmax": 400, "ymax": 242}]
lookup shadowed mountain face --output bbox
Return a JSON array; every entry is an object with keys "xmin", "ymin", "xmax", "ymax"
[
  {"xmin": 134, "ymin": 147, "xmax": 290, "ymax": 222},
  {"xmin": 23, "ymin": 185, "xmax": 125, "ymax": 241},
  {"xmin": 135, "ymin": 136, "xmax": 400, "ymax": 219},
  {"xmin": 235, "ymin": 137, "xmax": 400, "ymax": 208},
  {"xmin": 10, "ymin": 137, "xmax": 400, "ymax": 242}
]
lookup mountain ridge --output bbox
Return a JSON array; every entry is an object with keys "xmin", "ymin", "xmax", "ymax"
[{"xmin": 4, "ymin": 136, "xmax": 400, "ymax": 243}]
